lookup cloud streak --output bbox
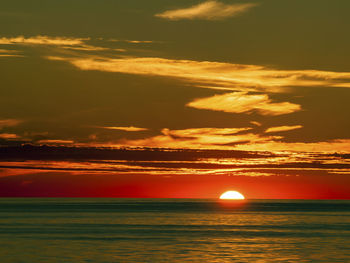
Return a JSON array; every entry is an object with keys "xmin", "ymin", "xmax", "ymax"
[
  {"xmin": 0, "ymin": 36, "xmax": 88, "ymax": 46},
  {"xmin": 116, "ymin": 128, "xmax": 350, "ymax": 153},
  {"xmin": 0, "ymin": 133, "xmax": 20, "ymax": 139},
  {"xmin": 0, "ymin": 49, "xmax": 23, "ymax": 58},
  {"xmin": 48, "ymin": 56, "xmax": 350, "ymax": 93},
  {"xmin": 0, "ymin": 54, "xmax": 23, "ymax": 58},
  {"xmin": 0, "ymin": 119, "xmax": 22, "ymax": 128},
  {"xmin": 46, "ymin": 55, "xmax": 350, "ymax": 117},
  {"xmin": 235, "ymin": 139, "xmax": 350, "ymax": 153},
  {"xmin": 118, "ymin": 127, "xmax": 279, "ymax": 149},
  {"xmin": 265, "ymin": 125, "xmax": 303, "ymax": 133},
  {"xmin": 155, "ymin": 1, "xmax": 257, "ymax": 21},
  {"xmin": 37, "ymin": 139, "xmax": 74, "ymax": 145},
  {"xmin": 187, "ymin": 92, "xmax": 301, "ymax": 116},
  {"xmin": 0, "ymin": 35, "xmax": 110, "ymax": 52},
  {"xmin": 108, "ymin": 39, "xmax": 156, "ymax": 44},
  {"xmin": 100, "ymin": 126, "xmax": 148, "ymax": 132},
  {"xmin": 0, "ymin": 49, "xmax": 18, "ymax": 53}
]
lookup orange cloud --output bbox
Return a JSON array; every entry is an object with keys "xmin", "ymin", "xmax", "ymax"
[
  {"xmin": 114, "ymin": 127, "xmax": 350, "ymax": 153},
  {"xmin": 38, "ymin": 139, "xmax": 74, "ymax": 145},
  {"xmin": 155, "ymin": 1, "xmax": 257, "ymax": 20},
  {"xmin": 101, "ymin": 126, "xmax": 148, "ymax": 132},
  {"xmin": 235, "ymin": 139, "xmax": 350, "ymax": 153},
  {"xmin": 0, "ymin": 133, "xmax": 20, "ymax": 139},
  {"xmin": 265, "ymin": 125, "xmax": 303, "ymax": 133},
  {"xmin": 187, "ymin": 92, "xmax": 301, "ymax": 116},
  {"xmin": 162, "ymin": 127, "xmax": 250, "ymax": 137},
  {"xmin": 250, "ymin": 121, "xmax": 262, "ymax": 126},
  {"xmin": 0, "ymin": 119, "xmax": 22, "ymax": 128},
  {"xmin": 117, "ymin": 127, "xmax": 280, "ymax": 149}
]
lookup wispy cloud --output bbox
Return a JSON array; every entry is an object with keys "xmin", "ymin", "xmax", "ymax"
[
  {"xmin": 0, "ymin": 119, "xmax": 22, "ymax": 129},
  {"xmin": 100, "ymin": 126, "xmax": 148, "ymax": 132},
  {"xmin": 37, "ymin": 139, "xmax": 74, "ymax": 145},
  {"xmin": 155, "ymin": 1, "xmax": 257, "ymax": 21},
  {"xmin": 265, "ymin": 125, "xmax": 303, "ymax": 133},
  {"xmin": 0, "ymin": 35, "xmax": 110, "ymax": 52},
  {"xmin": 125, "ymin": 40, "xmax": 154, "ymax": 44},
  {"xmin": 0, "ymin": 49, "xmax": 18, "ymax": 53},
  {"xmin": 117, "ymin": 127, "xmax": 279, "ymax": 149},
  {"xmin": 0, "ymin": 35, "xmax": 163, "ymax": 56},
  {"xmin": 46, "ymin": 55, "xmax": 350, "ymax": 117},
  {"xmin": 187, "ymin": 92, "xmax": 301, "ymax": 116},
  {"xmin": 250, "ymin": 121, "xmax": 262, "ymax": 127},
  {"xmin": 235, "ymin": 139, "xmax": 350, "ymax": 153},
  {"xmin": 163, "ymin": 127, "xmax": 250, "ymax": 137},
  {"xmin": 115, "ymin": 127, "xmax": 350, "ymax": 153},
  {"xmin": 0, "ymin": 54, "xmax": 24, "ymax": 57},
  {"xmin": 47, "ymin": 56, "xmax": 350, "ymax": 93},
  {"xmin": 60, "ymin": 45, "xmax": 109, "ymax": 52},
  {"xmin": 0, "ymin": 36, "xmax": 88, "ymax": 46},
  {"xmin": 108, "ymin": 39, "xmax": 156, "ymax": 44},
  {"xmin": 0, "ymin": 49, "xmax": 23, "ymax": 57},
  {"xmin": 0, "ymin": 54, "xmax": 23, "ymax": 58},
  {"xmin": 0, "ymin": 133, "xmax": 20, "ymax": 139}
]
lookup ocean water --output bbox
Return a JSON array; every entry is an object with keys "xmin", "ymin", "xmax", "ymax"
[{"xmin": 0, "ymin": 199, "xmax": 349, "ymax": 262}]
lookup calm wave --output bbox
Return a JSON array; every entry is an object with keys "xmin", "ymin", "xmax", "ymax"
[{"xmin": 0, "ymin": 199, "xmax": 349, "ymax": 262}]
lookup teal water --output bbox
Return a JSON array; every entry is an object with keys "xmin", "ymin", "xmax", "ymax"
[{"xmin": 0, "ymin": 199, "xmax": 349, "ymax": 262}]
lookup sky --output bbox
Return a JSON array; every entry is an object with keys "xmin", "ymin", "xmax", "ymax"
[{"xmin": 0, "ymin": 0, "xmax": 349, "ymax": 198}]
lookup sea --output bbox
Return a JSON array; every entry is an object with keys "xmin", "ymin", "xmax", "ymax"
[{"xmin": 0, "ymin": 199, "xmax": 349, "ymax": 262}]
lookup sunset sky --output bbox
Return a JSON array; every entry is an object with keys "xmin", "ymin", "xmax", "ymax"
[{"xmin": 0, "ymin": 0, "xmax": 349, "ymax": 198}]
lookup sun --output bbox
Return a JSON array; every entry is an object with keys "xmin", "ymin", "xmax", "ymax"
[{"xmin": 219, "ymin": 191, "xmax": 245, "ymax": 200}]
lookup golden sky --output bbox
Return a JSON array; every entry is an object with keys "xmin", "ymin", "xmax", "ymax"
[{"xmin": 0, "ymin": 0, "xmax": 349, "ymax": 198}]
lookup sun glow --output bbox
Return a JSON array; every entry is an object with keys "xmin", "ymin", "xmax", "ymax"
[{"xmin": 219, "ymin": 191, "xmax": 245, "ymax": 200}]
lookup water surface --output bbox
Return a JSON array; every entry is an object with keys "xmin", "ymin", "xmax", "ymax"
[{"xmin": 0, "ymin": 199, "xmax": 349, "ymax": 262}]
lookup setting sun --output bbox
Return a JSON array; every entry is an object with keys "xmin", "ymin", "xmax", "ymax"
[{"xmin": 219, "ymin": 191, "xmax": 245, "ymax": 200}]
